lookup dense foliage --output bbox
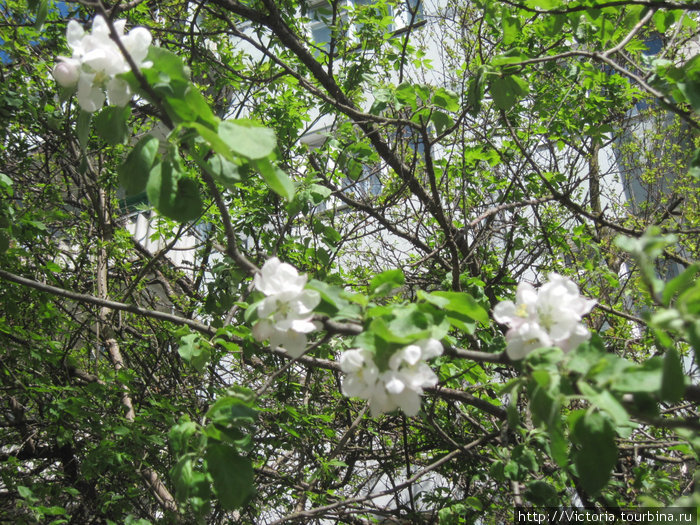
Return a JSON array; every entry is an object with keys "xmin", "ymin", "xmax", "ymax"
[{"xmin": 1, "ymin": 0, "xmax": 699, "ymax": 523}]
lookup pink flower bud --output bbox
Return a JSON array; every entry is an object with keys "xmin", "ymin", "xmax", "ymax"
[{"xmin": 52, "ymin": 59, "xmax": 80, "ymax": 88}]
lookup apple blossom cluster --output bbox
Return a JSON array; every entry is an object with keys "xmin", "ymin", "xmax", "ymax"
[
  {"xmin": 251, "ymin": 258, "xmax": 321, "ymax": 358},
  {"xmin": 52, "ymin": 16, "xmax": 152, "ymax": 112},
  {"xmin": 339, "ymin": 339, "xmax": 443, "ymax": 417},
  {"xmin": 493, "ymin": 273, "xmax": 596, "ymax": 360}
]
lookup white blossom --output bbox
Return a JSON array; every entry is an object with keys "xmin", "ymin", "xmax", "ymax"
[
  {"xmin": 53, "ymin": 16, "xmax": 152, "ymax": 112},
  {"xmin": 339, "ymin": 338, "xmax": 443, "ymax": 417},
  {"xmin": 251, "ymin": 258, "xmax": 320, "ymax": 358},
  {"xmin": 493, "ymin": 273, "xmax": 596, "ymax": 360}
]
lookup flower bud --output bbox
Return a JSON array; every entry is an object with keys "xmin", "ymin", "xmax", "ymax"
[{"xmin": 52, "ymin": 59, "xmax": 80, "ymax": 88}]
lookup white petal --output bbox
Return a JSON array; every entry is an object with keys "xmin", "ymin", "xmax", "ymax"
[
  {"xmin": 106, "ymin": 77, "xmax": 131, "ymax": 106},
  {"xmin": 295, "ymin": 290, "xmax": 321, "ymax": 313},
  {"xmin": 369, "ymin": 386, "xmax": 395, "ymax": 416},
  {"xmin": 418, "ymin": 338, "xmax": 443, "ymax": 360},
  {"xmin": 91, "ymin": 15, "xmax": 109, "ymax": 38},
  {"xmin": 383, "ymin": 372, "xmax": 406, "ymax": 394},
  {"xmin": 113, "ymin": 19, "xmax": 126, "ymax": 37},
  {"xmin": 516, "ymin": 283, "xmax": 538, "ymax": 309},
  {"xmin": 252, "ymin": 319, "xmax": 274, "ymax": 342},
  {"xmin": 124, "ymin": 27, "xmax": 152, "ymax": 64},
  {"xmin": 342, "ymin": 373, "xmax": 368, "ymax": 397},
  {"xmin": 579, "ymin": 297, "xmax": 596, "ymax": 316},
  {"xmin": 393, "ymin": 389, "xmax": 421, "ymax": 417},
  {"xmin": 280, "ymin": 330, "xmax": 307, "ymax": 357},
  {"xmin": 255, "ymin": 258, "xmax": 282, "ymax": 295},
  {"xmin": 76, "ymin": 74, "xmax": 104, "ymax": 112},
  {"xmin": 402, "ymin": 344, "xmax": 422, "ymax": 366},
  {"xmin": 66, "ymin": 21, "xmax": 85, "ymax": 49},
  {"xmin": 493, "ymin": 300, "xmax": 517, "ymax": 325},
  {"xmin": 287, "ymin": 318, "xmax": 317, "ymax": 334},
  {"xmin": 257, "ymin": 296, "xmax": 279, "ymax": 319},
  {"xmin": 559, "ymin": 324, "xmax": 591, "ymax": 352},
  {"xmin": 410, "ymin": 363, "xmax": 439, "ymax": 389},
  {"xmin": 505, "ymin": 322, "xmax": 550, "ymax": 360},
  {"xmin": 339, "ymin": 349, "xmax": 365, "ymax": 373}
]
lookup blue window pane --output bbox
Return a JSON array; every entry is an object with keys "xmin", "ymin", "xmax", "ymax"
[
  {"xmin": 643, "ymin": 34, "xmax": 662, "ymax": 56},
  {"xmin": 312, "ymin": 24, "xmax": 332, "ymax": 47},
  {"xmin": 406, "ymin": 0, "xmax": 423, "ymax": 20}
]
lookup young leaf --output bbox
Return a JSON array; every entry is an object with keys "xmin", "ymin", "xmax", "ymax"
[
  {"xmin": 255, "ymin": 158, "xmax": 295, "ymax": 201},
  {"xmin": 219, "ymin": 119, "xmax": 277, "ymax": 160},
  {"xmin": 147, "ymin": 160, "xmax": 203, "ymax": 222},
  {"xmin": 369, "ymin": 268, "xmax": 405, "ymax": 296},
  {"xmin": 661, "ymin": 347, "xmax": 685, "ymax": 402},
  {"xmin": 571, "ymin": 411, "xmax": 617, "ymax": 496},
  {"xmin": 94, "ymin": 106, "xmax": 131, "ymax": 145},
  {"xmin": 432, "ymin": 87, "xmax": 460, "ymax": 112},
  {"xmin": 431, "ymin": 110, "xmax": 453, "ymax": 134},
  {"xmin": 429, "ymin": 291, "xmax": 489, "ymax": 324},
  {"xmin": 178, "ymin": 333, "xmax": 211, "ymax": 371},
  {"xmin": 118, "ymin": 135, "xmax": 159, "ymax": 196},
  {"xmin": 205, "ymin": 444, "xmax": 254, "ymax": 510},
  {"xmin": 76, "ymin": 111, "xmax": 92, "ymax": 151},
  {"xmin": 489, "ymin": 75, "xmax": 529, "ymax": 111}
]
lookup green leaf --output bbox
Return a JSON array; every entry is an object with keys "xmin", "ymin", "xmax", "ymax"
[
  {"xmin": 502, "ymin": 11, "xmax": 521, "ymax": 45},
  {"xmin": 219, "ymin": 119, "xmax": 277, "ymax": 160},
  {"xmin": 34, "ymin": 0, "xmax": 48, "ymax": 29},
  {"xmin": 677, "ymin": 79, "xmax": 700, "ymax": 112},
  {"xmin": 467, "ymin": 67, "xmax": 486, "ymax": 115},
  {"xmin": 44, "ymin": 261, "xmax": 62, "ymax": 273},
  {"xmin": 678, "ymin": 280, "xmax": 700, "ymax": 315},
  {"xmin": 689, "ymin": 147, "xmax": 700, "ymax": 180},
  {"xmin": 661, "ymin": 348, "xmax": 685, "ymax": 402},
  {"xmin": 177, "ymin": 334, "xmax": 211, "ymax": 371},
  {"xmin": 577, "ymin": 381, "xmax": 629, "ymax": 427},
  {"xmin": 309, "ymin": 183, "xmax": 332, "ymax": 204},
  {"xmin": 663, "ymin": 263, "xmax": 700, "ymax": 306},
  {"xmin": 255, "ymin": 158, "xmax": 295, "ymax": 201},
  {"xmin": 524, "ymin": 480, "xmax": 558, "ymax": 505},
  {"xmin": 143, "ymin": 47, "xmax": 191, "ymax": 86},
  {"xmin": 369, "ymin": 269, "xmax": 405, "ymax": 296},
  {"xmin": 205, "ymin": 444, "xmax": 255, "ymax": 510},
  {"xmin": 169, "ymin": 419, "xmax": 198, "ymax": 454},
  {"xmin": 613, "ymin": 357, "xmax": 663, "ymax": 393},
  {"xmin": 653, "ymin": 10, "xmax": 677, "ymax": 34},
  {"xmin": 431, "ymin": 110, "xmax": 453, "ymax": 134},
  {"xmin": 76, "ymin": 111, "xmax": 92, "ymax": 151},
  {"xmin": 147, "ymin": 160, "xmax": 203, "ymax": 222},
  {"xmin": 386, "ymin": 305, "xmax": 446, "ymax": 342},
  {"xmin": 571, "ymin": 411, "xmax": 617, "ymax": 496},
  {"xmin": 166, "ymin": 88, "xmax": 217, "ymax": 127},
  {"xmin": 0, "ymin": 172, "xmax": 13, "ymax": 192},
  {"xmin": 207, "ymin": 154, "xmax": 242, "ymax": 188},
  {"xmin": 528, "ymin": 370, "xmax": 560, "ymax": 427},
  {"xmin": 432, "ymin": 87, "xmax": 460, "ymax": 112},
  {"xmin": 395, "ymin": 83, "xmax": 418, "ymax": 110},
  {"xmin": 189, "ymin": 122, "xmax": 233, "ymax": 161},
  {"xmin": 94, "ymin": 106, "xmax": 131, "ymax": 145},
  {"xmin": 171, "ymin": 457, "xmax": 210, "ymax": 503},
  {"xmin": 17, "ymin": 485, "xmax": 34, "ymax": 500},
  {"xmin": 370, "ymin": 316, "xmax": 429, "ymax": 345},
  {"xmin": 206, "ymin": 396, "xmax": 257, "ymax": 427},
  {"xmin": 489, "ymin": 75, "xmax": 529, "ymax": 111},
  {"xmin": 118, "ymin": 135, "xmax": 159, "ymax": 196},
  {"xmin": 491, "ymin": 51, "xmax": 529, "ymax": 67},
  {"xmin": 429, "ymin": 291, "xmax": 489, "ymax": 324},
  {"xmin": 306, "ymin": 279, "xmax": 356, "ymax": 318},
  {"xmin": 548, "ymin": 425, "xmax": 569, "ymax": 468}
]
